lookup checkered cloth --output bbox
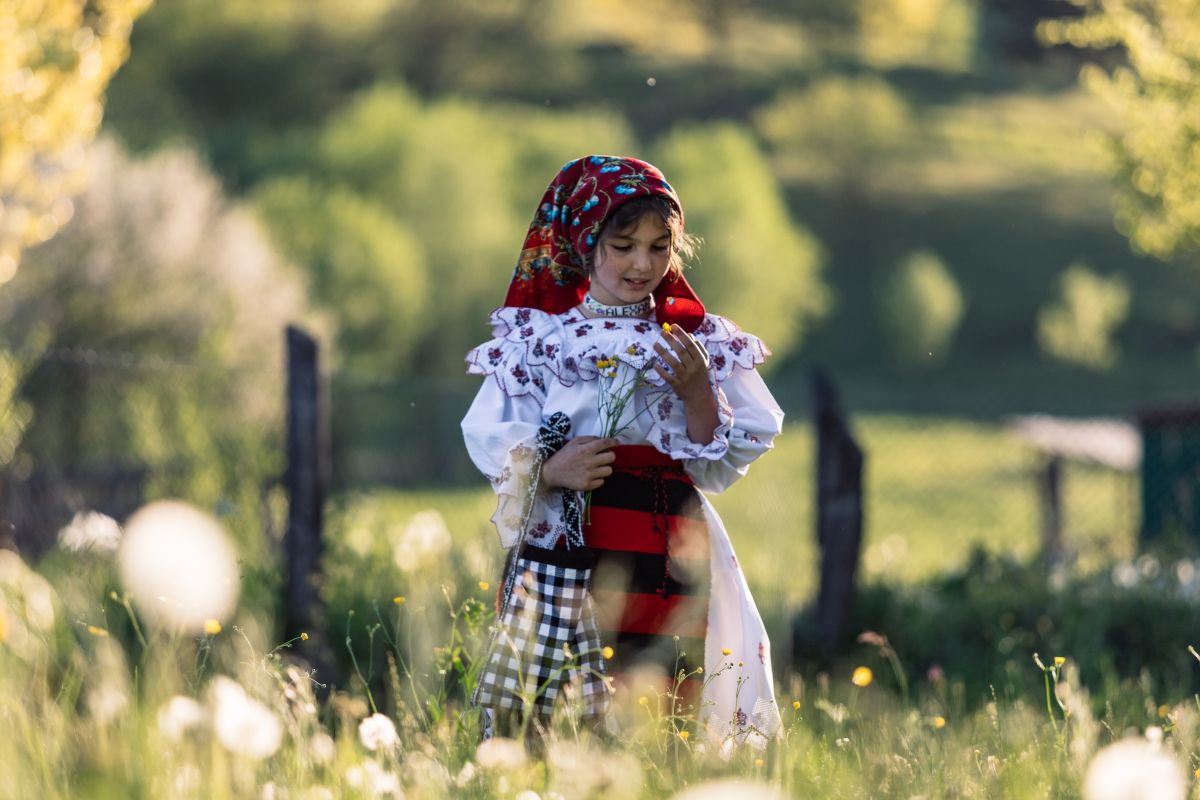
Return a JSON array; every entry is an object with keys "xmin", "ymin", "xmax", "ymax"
[{"xmin": 474, "ymin": 552, "xmax": 610, "ymax": 718}]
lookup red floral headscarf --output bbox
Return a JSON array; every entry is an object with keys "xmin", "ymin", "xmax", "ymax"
[{"xmin": 503, "ymin": 155, "xmax": 706, "ymax": 331}]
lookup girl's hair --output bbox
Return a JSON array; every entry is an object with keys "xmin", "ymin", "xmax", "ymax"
[{"xmin": 592, "ymin": 195, "xmax": 699, "ymax": 281}]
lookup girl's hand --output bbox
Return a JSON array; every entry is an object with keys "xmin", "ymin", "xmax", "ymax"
[
  {"xmin": 541, "ymin": 436, "xmax": 618, "ymax": 491},
  {"xmin": 653, "ymin": 324, "xmax": 712, "ymax": 403}
]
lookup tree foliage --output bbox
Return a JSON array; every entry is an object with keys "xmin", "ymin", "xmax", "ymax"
[
  {"xmin": 654, "ymin": 123, "xmax": 827, "ymax": 365},
  {"xmin": 2, "ymin": 138, "xmax": 317, "ymax": 556},
  {"xmin": 1036, "ymin": 262, "xmax": 1130, "ymax": 369},
  {"xmin": 0, "ymin": 0, "xmax": 153, "ymax": 274},
  {"xmin": 1039, "ymin": 0, "xmax": 1200, "ymax": 258},
  {"xmin": 879, "ymin": 250, "xmax": 967, "ymax": 367}
]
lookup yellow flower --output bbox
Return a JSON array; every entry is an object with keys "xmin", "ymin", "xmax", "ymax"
[
  {"xmin": 393, "ymin": 596, "xmax": 406, "ymax": 605},
  {"xmin": 479, "ymin": 581, "xmax": 490, "ymax": 592},
  {"xmin": 86, "ymin": 625, "xmax": 109, "ymax": 637},
  {"xmin": 638, "ymin": 696, "xmax": 649, "ymax": 707},
  {"xmin": 696, "ymin": 666, "xmax": 703, "ymax": 674},
  {"xmin": 851, "ymin": 666, "xmax": 873, "ymax": 687},
  {"xmin": 662, "ymin": 322, "xmax": 672, "ymax": 334},
  {"xmin": 602, "ymin": 646, "xmax": 614, "ymax": 660},
  {"xmin": 933, "ymin": 716, "xmax": 946, "ymax": 729},
  {"xmin": 738, "ymin": 660, "xmax": 744, "ymax": 667},
  {"xmin": 755, "ymin": 758, "xmax": 765, "ymax": 768},
  {"xmin": 626, "ymin": 345, "xmax": 639, "ymax": 355},
  {"xmin": 1158, "ymin": 704, "xmax": 1170, "ymax": 718},
  {"xmin": 678, "ymin": 730, "xmax": 690, "ymax": 742},
  {"xmin": 300, "ymin": 632, "xmax": 309, "ymax": 641},
  {"xmin": 1053, "ymin": 656, "xmax": 1066, "ymax": 667},
  {"xmin": 1195, "ymin": 767, "xmax": 1200, "ymax": 780},
  {"xmin": 204, "ymin": 619, "xmax": 222, "ymax": 635},
  {"xmin": 721, "ymin": 647, "xmax": 731, "ymax": 656},
  {"xmin": 792, "ymin": 700, "xmax": 801, "ymax": 710}
]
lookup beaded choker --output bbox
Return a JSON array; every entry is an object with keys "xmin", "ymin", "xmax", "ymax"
[{"xmin": 581, "ymin": 291, "xmax": 654, "ymax": 318}]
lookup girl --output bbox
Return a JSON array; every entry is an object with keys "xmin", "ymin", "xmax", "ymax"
[{"xmin": 463, "ymin": 155, "xmax": 783, "ymax": 743}]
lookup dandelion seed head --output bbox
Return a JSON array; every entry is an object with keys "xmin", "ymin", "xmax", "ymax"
[
  {"xmin": 358, "ymin": 712, "xmax": 400, "ymax": 753},
  {"xmin": 157, "ymin": 695, "xmax": 205, "ymax": 741},
  {"xmin": 1083, "ymin": 739, "xmax": 1185, "ymax": 800},
  {"xmin": 210, "ymin": 676, "xmax": 283, "ymax": 759},
  {"xmin": 119, "ymin": 501, "xmax": 239, "ymax": 633},
  {"xmin": 58, "ymin": 510, "xmax": 122, "ymax": 554},
  {"xmin": 475, "ymin": 736, "xmax": 526, "ymax": 771}
]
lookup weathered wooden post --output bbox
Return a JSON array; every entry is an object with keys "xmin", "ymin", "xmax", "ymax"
[
  {"xmin": 283, "ymin": 326, "xmax": 338, "ymax": 689},
  {"xmin": 813, "ymin": 369, "xmax": 864, "ymax": 658},
  {"xmin": 1038, "ymin": 455, "xmax": 1063, "ymax": 567}
]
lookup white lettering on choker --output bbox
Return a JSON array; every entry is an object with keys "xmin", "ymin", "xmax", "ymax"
[{"xmin": 581, "ymin": 292, "xmax": 654, "ymax": 318}]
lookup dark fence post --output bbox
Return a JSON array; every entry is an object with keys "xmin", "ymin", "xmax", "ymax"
[
  {"xmin": 813, "ymin": 369, "xmax": 865, "ymax": 659},
  {"xmin": 284, "ymin": 325, "xmax": 338, "ymax": 688},
  {"xmin": 1039, "ymin": 455, "xmax": 1063, "ymax": 567}
]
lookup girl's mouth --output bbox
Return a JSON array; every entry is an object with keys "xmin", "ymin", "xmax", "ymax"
[{"xmin": 624, "ymin": 278, "xmax": 649, "ymax": 288}]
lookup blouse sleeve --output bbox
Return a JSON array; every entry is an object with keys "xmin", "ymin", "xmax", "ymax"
[
  {"xmin": 679, "ymin": 315, "xmax": 785, "ymax": 494},
  {"xmin": 461, "ymin": 308, "xmax": 562, "ymax": 548},
  {"xmin": 683, "ymin": 365, "xmax": 784, "ymax": 494}
]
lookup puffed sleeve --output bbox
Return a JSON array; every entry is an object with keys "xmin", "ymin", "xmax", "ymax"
[
  {"xmin": 462, "ymin": 307, "xmax": 564, "ymax": 548},
  {"xmin": 679, "ymin": 315, "xmax": 785, "ymax": 494}
]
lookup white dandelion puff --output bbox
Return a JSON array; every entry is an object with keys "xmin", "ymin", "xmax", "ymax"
[
  {"xmin": 358, "ymin": 713, "xmax": 400, "ymax": 753},
  {"xmin": 210, "ymin": 677, "xmax": 282, "ymax": 760},
  {"xmin": 118, "ymin": 501, "xmax": 239, "ymax": 632},
  {"xmin": 157, "ymin": 695, "xmax": 206, "ymax": 741},
  {"xmin": 1083, "ymin": 739, "xmax": 1185, "ymax": 800},
  {"xmin": 58, "ymin": 510, "xmax": 122, "ymax": 554}
]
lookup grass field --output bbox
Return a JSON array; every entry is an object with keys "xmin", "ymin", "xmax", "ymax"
[{"xmin": 3, "ymin": 414, "xmax": 1187, "ymax": 799}]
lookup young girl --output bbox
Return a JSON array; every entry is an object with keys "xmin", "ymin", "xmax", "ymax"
[{"xmin": 463, "ymin": 155, "xmax": 783, "ymax": 743}]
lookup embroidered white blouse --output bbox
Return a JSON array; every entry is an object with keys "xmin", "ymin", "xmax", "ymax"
[{"xmin": 461, "ymin": 305, "xmax": 785, "ymax": 742}]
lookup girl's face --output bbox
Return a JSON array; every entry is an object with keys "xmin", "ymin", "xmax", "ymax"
[{"xmin": 589, "ymin": 213, "xmax": 671, "ymax": 307}]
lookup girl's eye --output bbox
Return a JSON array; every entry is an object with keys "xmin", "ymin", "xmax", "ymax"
[
  {"xmin": 652, "ymin": 244, "xmax": 669, "ymax": 252},
  {"xmin": 611, "ymin": 244, "xmax": 633, "ymax": 252}
]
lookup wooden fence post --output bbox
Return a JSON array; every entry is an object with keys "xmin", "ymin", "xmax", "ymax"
[
  {"xmin": 284, "ymin": 326, "xmax": 338, "ymax": 689},
  {"xmin": 813, "ymin": 369, "xmax": 865, "ymax": 658}
]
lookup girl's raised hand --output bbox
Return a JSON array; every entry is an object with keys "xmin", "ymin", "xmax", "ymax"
[
  {"xmin": 541, "ymin": 436, "xmax": 618, "ymax": 491},
  {"xmin": 653, "ymin": 324, "xmax": 712, "ymax": 403}
]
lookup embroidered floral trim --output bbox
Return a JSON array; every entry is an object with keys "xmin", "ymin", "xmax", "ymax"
[
  {"xmin": 640, "ymin": 383, "xmax": 734, "ymax": 462},
  {"xmin": 466, "ymin": 308, "xmax": 770, "ymax": 398}
]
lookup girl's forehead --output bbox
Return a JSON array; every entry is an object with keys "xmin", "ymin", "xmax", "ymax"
[{"xmin": 607, "ymin": 214, "xmax": 670, "ymax": 240}]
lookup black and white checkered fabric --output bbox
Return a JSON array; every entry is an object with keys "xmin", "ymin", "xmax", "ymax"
[{"xmin": 474, "ymin": 556, "xmax": 610, "ymax": 717}]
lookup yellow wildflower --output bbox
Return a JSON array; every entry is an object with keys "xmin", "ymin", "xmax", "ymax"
[
  {"xmin": 393, "ymin": 596, "xmax": 406, "ymax": 605},
  {"xmin": 721, "ymin": 647, "xmax": 731, "ymax": 656},
  {"xmin": 204, "ymin": 619, "xmax": 222, "ymax": 635},
  {"xmin": 755, "ymin": 758, "xmax": 765, "ymax": 768},
  {"xmin": 851, "ymin": 666, "xmax": 873, "ymax": 687},
  {"xmin": 0, "ymin": 610, "xmax": 6, "ymax": 642},
  {"xmin": 300, "ymin": 632, "xmax": 309, "ymax": 641},
  {"xmin": 479, "ymin": 581, "xmax": 490, "ymax": 592},
  {"xmin": 638, "ymin": 696, "xmax": 649, "ymax": 707},
  {"xmin": 1195, "ymin": 767, "xmax": 1200, "ymax": 779},
  {"xmin": 678, "ymin": 730, "xmax": 690, "ymax": 742},
  {"xmin": 626, "ymin": 345, "xmax": 639, "ymax": 355},
  {"xmin": 696, "ymin": 667, "xmax": 703, "ymax": 674},
  {"xmin": 933, "ymin": 716, "xmax": 946, "ymax": 729},
  {"xmin": 662, "ymin": 322, "xmax": 672, "ymax": 334},
  {"xmin": 87, "ymin": 625, "xmax": 109, "ymax": 637},
  {"xmin": 1053, "ymin": 656, "xmax": 1066, "ymax": 667},
  {"xmin": 602, "ymin": 646, "xmax": 614, "ymax": 660},
  {"xmin": 1158, "ymin": 704, "xmax": 1170, "ymax": 718},
  {"xmin": 792, "ymin": 700, "xmax": 801, "ymax": 710}
]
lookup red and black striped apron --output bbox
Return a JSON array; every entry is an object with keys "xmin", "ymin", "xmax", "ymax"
[{"xmin": 584, "ymin": 445, "xmax": 710, "ymax": 703}]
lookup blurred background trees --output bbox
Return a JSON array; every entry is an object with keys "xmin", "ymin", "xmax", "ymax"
[{"xmin": 3, "ymin": 0, "xmax": 1200, "ymax": 504}]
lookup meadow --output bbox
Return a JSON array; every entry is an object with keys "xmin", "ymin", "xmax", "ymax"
[{"xmin": 6, "ymin": 414, "xmax": 1197, "ymax": 799}]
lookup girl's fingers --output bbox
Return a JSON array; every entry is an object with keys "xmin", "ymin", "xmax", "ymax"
[
  {"xmin": 585, "ymin": 477, "xmax": 604, "ymax": 490},
  {"xmin": 652, "ymin": 362, "xmax": 677, "ymax": 386},
  {"xmin": 593, "ymin": 465, "xmax": 613, "ymax": 478}
]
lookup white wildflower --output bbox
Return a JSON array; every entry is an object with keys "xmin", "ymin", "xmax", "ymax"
[
  {"xmin": 210, "ymin": 676, "xmax": 283, "ymax": 759},
  {"xmin": 1083, "ymin": 739, "xmax": 1185, "ymax": 800},
  {"xmin": 310, "ymin": 731, "xmax": 337, "ymax": 764},
  {"xmin": 118, "ymin": 501, "xmax": 239, "ymax": 632},
  {"xmin": 157, "ymin": 695, "xmax": 206, "ymax": 741},
  {"xmin": 58, "ymin": 510, "xmax": 122, "ymax": 554},
  {"xmin": 515, "ymin": 792, "xmax": 541, "ymax": 800},
  {"xmin": 474, "ymin": 737, "xmax": 526, "ymax": 771},
  {"xmin": 88, "ymin": 683, "xmax": 128, "ymax": 725},
  {"xmin": 345, "ymin": 759, "xmax": 402, "ymax": 797},
  {"xmin": 455, "ymin": 761, "xmax": 478, "ymax": 788},
  {"xmin": 358, "ymin": 712, "xmax": 400, "ymax": 753},
  {"xmin": 392, "ymin": 510, "xmax": 451, "ymax": 573}
]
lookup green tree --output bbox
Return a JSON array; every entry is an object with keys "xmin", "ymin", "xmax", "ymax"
[
  {"xmin": 0, "ymin": 0, "xmax": 153, "ymax": 273},
  {"xmin": 1036, "ymin": 262, "xmax": 1130, "ymax": 369},
  {"xmin": 654, "ymin": 122, "xmax": 828, "ymax": 365},
  {"xmin": 755, "ymin": 76, "xmax": 918, "ymax": 197},
  {"xmin": 254, "ymin": 176, "xmax": 428, "ymax": 372},
  {"xmin": 5, "ymin": 138, "xmax": 317, "ymax": 560},
  {"xmin": 1039, "ymin": 0, "xmax": 1200, "ymax": 258},
  {"xmin": 878, "ymin": 250, "xmax": 967, "ymax": 367}
]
